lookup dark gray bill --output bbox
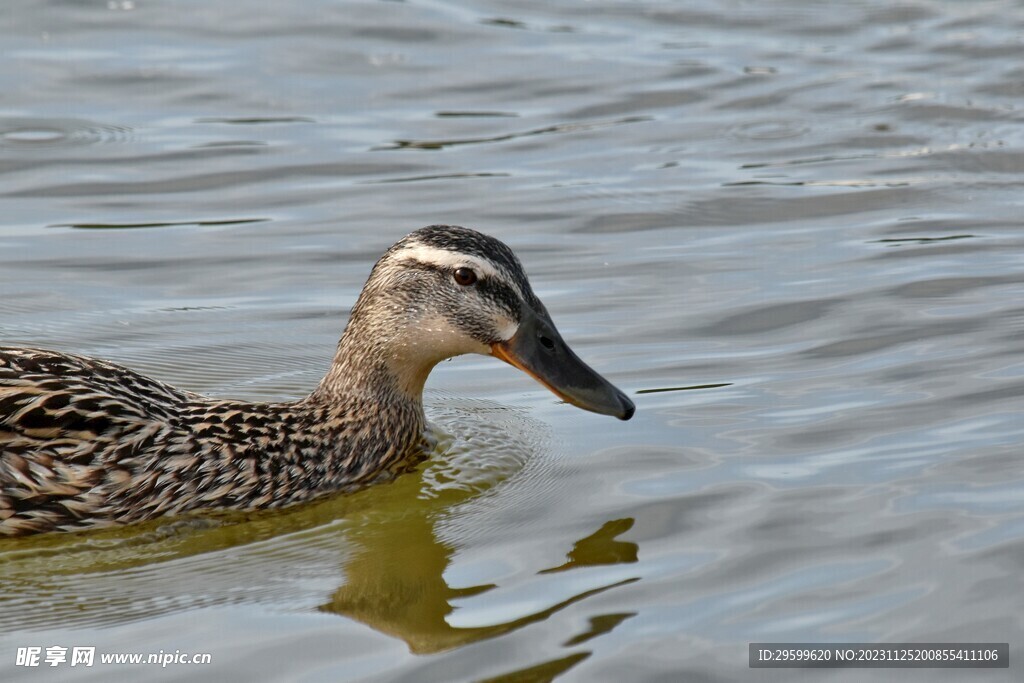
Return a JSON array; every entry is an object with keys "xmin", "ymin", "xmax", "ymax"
[{"xmin": 491, "ymin": 306, "xmax": 635, "ymax": 420}]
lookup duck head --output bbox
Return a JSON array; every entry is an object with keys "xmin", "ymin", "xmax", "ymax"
[{"xmin": 338, "ymin": 225, "xmax": 634, "ymax": 420}]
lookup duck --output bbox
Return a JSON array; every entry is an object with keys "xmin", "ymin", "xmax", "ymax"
[{"xmin": 0, "ymin": 225, "xmax": 633, "ymax": 536}]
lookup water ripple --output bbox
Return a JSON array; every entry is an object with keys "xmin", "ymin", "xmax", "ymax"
[{"xmin": 0, "ymin": 117, "xmax": 132, "ymax": 150}]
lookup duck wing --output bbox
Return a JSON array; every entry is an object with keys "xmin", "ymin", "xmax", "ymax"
[{"xmin": 0, "ymin": 347, "xmax": 191, "ymax": 534}]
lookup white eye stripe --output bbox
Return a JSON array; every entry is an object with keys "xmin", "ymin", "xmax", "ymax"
[
  {"xmin": 397, "ymin": 245, "xmax": 499, "ymax": 278},
  {"xmin": 396, "ymin": 244, "xmax": 524, "ymax": 299}
]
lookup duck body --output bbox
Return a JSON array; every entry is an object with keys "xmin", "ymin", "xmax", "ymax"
[
  {"xmin": 1, "ymin": 225, "xmax": 633, "ymax": 536},
  {"xmin": 0, "ymin": 348, "xmax": 423, "ymax": 535}
]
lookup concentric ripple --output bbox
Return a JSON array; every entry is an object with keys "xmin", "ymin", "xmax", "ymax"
[{"xmin": 0, "ymin": 117, "xmax": 133, "ymax": 150}]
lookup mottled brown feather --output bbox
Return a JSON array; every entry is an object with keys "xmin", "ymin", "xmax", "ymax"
[{"xmin": 0, "ymin": 343, "xmax": 426, "ymax": 536}]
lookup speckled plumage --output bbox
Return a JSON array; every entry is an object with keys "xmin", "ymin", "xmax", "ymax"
[
  {"xmin": 1, "ymin": 225, "xmax": 632, "ymax": 536},
  {"xmin": 0, "ymin": 346, "xmax": 424, "ymax": 535}
]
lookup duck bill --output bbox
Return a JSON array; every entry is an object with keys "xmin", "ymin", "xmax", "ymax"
[{"xmin": 491, "ymin": 307, "xmax": 635, "ymax": 420}]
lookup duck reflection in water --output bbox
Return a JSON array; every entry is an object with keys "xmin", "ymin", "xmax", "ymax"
[{"xmin": 321, "ymin": 503, "xmax": 639, "ymax": 655}]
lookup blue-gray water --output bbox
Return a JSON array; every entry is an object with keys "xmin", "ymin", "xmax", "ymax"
[{"xmin": 2, "ymin": 1, "xmax": 1023, "ymax": 681}]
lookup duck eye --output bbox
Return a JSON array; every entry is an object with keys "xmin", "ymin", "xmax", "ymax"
[{"xmin": 453, "ymin": 267, "xmax": 477, "ymax": 286}]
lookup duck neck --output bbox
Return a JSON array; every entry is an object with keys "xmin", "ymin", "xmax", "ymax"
[
  {"xmin": 306, "ymin": 306, "xmax": 435, "ymax": 423},
  {"xmin": 288, "ymin": 318, "xmax": 432, "ymax": 493}
]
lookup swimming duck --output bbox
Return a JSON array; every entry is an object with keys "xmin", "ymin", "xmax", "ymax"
[{"xmin": 0, "ymin": 225, "xmax": 633, "ymax": 535}]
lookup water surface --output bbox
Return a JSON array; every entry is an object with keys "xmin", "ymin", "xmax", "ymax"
[{"xmin": 2, "ymin": 0, "xmax": 1023, "ymax": 681}]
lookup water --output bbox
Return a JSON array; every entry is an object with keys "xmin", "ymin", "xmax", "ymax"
[{"xmin": 2, "ymin": 0, "xmax": 1023, "ymax": 680}]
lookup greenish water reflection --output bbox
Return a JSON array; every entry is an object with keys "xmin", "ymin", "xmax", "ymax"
[{"xmin": 323, "ymin": 502, "xmax": 639, "ymax": 654}]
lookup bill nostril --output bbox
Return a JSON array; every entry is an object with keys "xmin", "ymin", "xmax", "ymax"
[{"xmin": 539, "ymin": 335, "xmax": 555, "ymax": 351}]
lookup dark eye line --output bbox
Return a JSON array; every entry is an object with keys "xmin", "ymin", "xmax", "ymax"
[{"xmin": 474, "ymin": 278, "xmax": 521, "ymax": 321}]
